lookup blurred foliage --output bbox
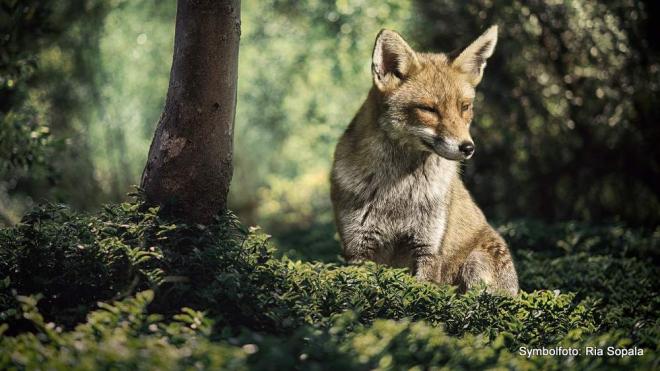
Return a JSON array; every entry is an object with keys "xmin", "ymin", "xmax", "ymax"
[
  {"xmin": 0, "ymin": 0, "xmax": 116, "ymax": 224},
  {"xmin": 0, "ymin": 0, "xmax": 658, "ymax": 234},
  {"xmin": 1, "ymin": 0, "xmax": 58, "ymax": 224},
  {"xmin": 0, "ymin": 202, "xmax": 658, "ymax": 368}
]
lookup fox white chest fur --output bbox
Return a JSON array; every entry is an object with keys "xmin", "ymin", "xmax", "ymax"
[{"xmin": 332, "ymin": 134, "xmax": 457, "ymax": 269}]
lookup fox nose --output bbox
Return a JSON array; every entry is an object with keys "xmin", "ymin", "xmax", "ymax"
[{"xmin": 459, "ymin": 141, "xmax": 475, "ymax": 157}]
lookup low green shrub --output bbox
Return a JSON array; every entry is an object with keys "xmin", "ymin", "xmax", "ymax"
[
  {"xmin": 0, "ymin": 291, "xmax": 246, "ymax": 370},
  {"xmin": 1, "ymin": 202, "xmax": 596, "ymax": 341},
  {"xmin": 1, "ymin": 290, "xmax": 656, "ymax": 370},
  {"xmin": 0, "ymin": 200, "xmax": 658, "ymax": 369},
  {"xmin": 501, "ymin": 220, "xmax": 660, "ymax": 347}
]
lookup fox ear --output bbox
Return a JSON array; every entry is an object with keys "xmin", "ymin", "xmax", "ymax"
[
  {"xmin": 451, "ymin": 25, "xmax": 498, "ymax": 86},
  {"xmin": 372, "ymin": 29, "xmax": 419, "ymax": 91}
]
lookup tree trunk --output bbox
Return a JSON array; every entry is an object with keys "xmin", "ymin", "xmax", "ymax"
[{"xmin": 141, "ymin": 0, "xmax": 240, "ymax": 224}]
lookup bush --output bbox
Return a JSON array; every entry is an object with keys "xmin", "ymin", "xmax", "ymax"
[
  {"xmin": 0, "ymin": 201, "xmax": 658, "ymax": 369},
  {"xmin": 1, "ymin": 291, "xmax": 656, "ymax": 370}
]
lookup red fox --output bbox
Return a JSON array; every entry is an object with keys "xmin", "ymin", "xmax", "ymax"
[{"xmin": 330, "ymin": 26, "xmax": 518, "ymax": 295}]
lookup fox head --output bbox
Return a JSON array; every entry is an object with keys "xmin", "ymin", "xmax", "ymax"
[{"xmin": 371, "ymin": 26, "xmax": 498, "ymax": 161}]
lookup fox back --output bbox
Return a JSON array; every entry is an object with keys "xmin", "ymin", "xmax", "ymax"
[{"xmin": 331, "ymin": 26, "xmax": 518, "ymax": 295}]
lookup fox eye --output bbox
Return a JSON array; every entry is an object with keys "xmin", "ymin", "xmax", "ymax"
[
  {"xmin": 461, "ymin": 103, "xmax": 471, "ymax": 112},
  {"xmin": 416, "ymin": 105, "xmax": 436, "ymax": 114}
]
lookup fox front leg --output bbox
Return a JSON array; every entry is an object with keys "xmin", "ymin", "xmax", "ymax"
[
  {"xmin": 342, "ymin": 229, "xmax": 385, "ymax": 264},
  {"xmin": 410, "ymin": 241, "xmax": 439, "ymax": 282}
]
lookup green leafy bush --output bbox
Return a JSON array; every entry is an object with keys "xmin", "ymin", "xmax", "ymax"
[
  {"xmin": 0, "ymin": 201, "xmax": 658, "ymax": 369},
  {"xmin": 1, "ymin": 291, "xmax": 656, "ymax": 370},
  {"xmin": 0, "ymin": 291, "xmax": 246, "ymax": 370},
  {"xmin": 500, "ymin": 220, "xmax": 660, "ymax": 346}
]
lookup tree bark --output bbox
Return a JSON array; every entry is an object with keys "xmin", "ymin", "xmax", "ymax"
[{"xmin": 141, "ymin": 0, "xmax": 240, "ymax": 224}]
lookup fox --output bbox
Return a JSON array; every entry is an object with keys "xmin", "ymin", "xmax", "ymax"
[{"xmin": 330, "ymin": 26, "xmax": 519, "ymax": 295}]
